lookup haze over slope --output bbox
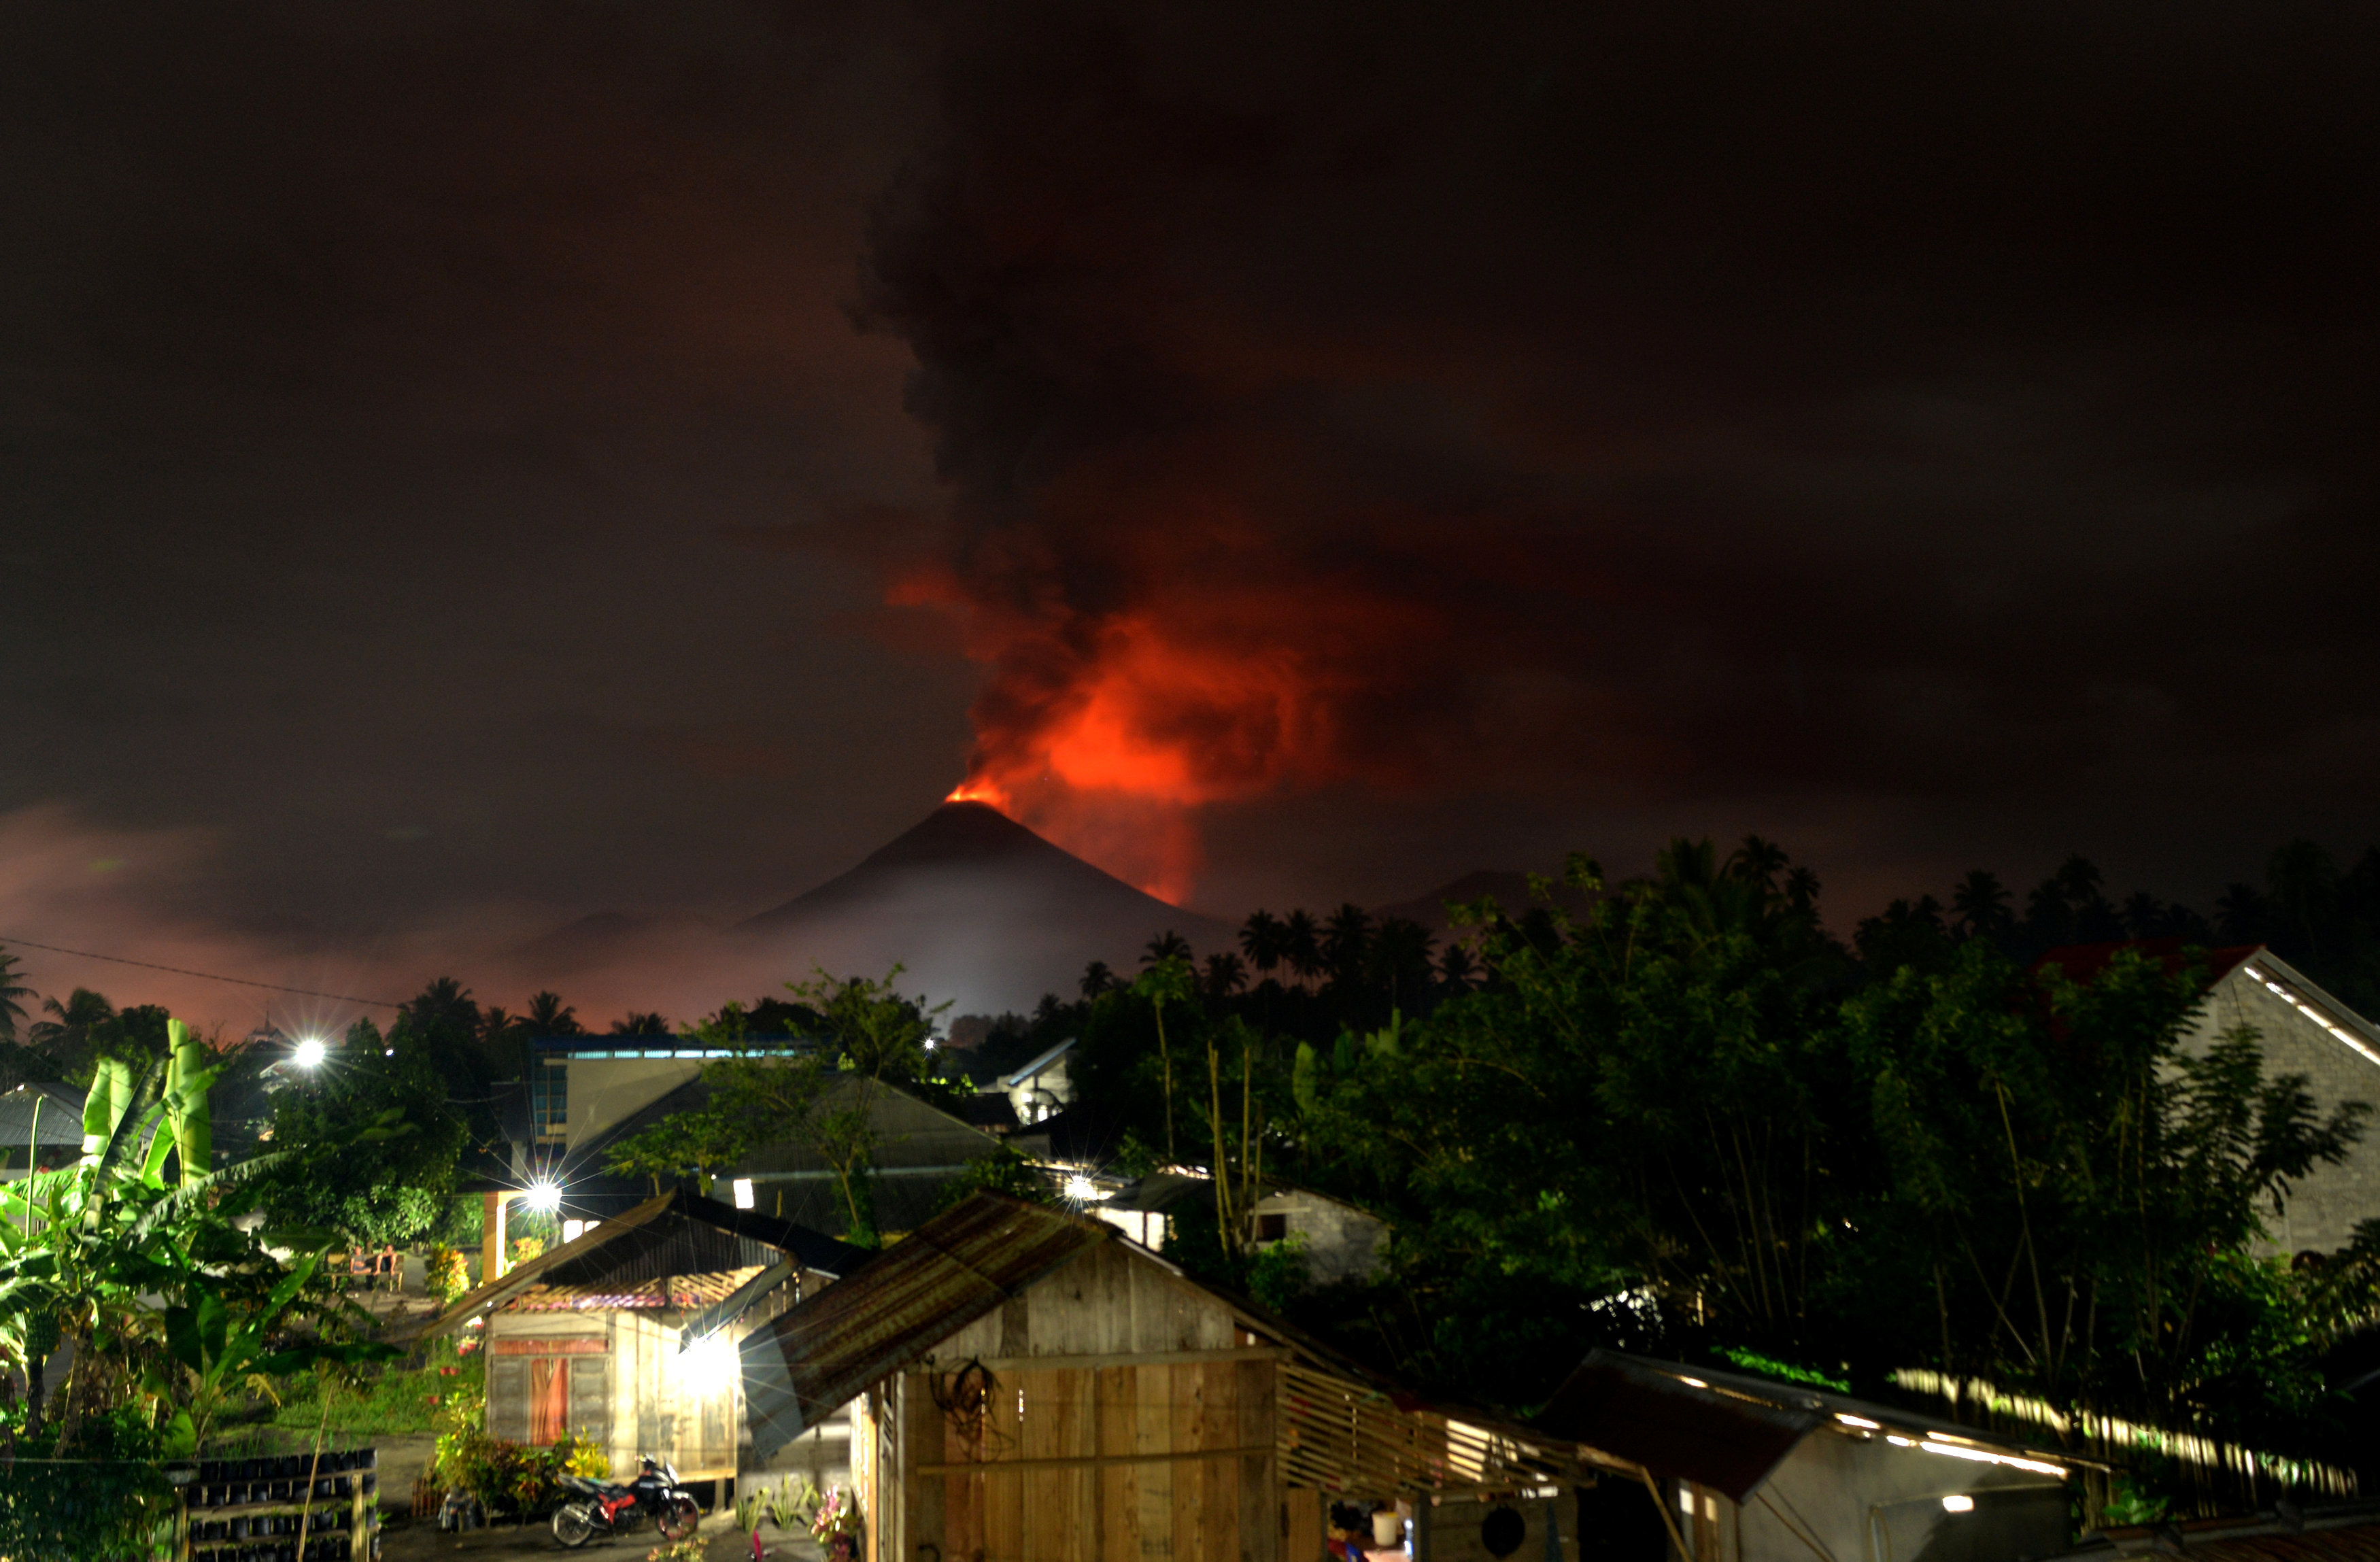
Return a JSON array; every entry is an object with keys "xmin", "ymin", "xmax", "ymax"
[{"xmin": 737, "ymin": 802, "xmax": 1230, "ymax": 1016}]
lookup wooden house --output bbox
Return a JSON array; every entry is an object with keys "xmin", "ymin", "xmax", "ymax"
[
  {"xmin": 738, "ymin": 1192, "xmax": 1607, "ymax": 1562},
  {"xmin": 403, "ymin": 1187, "xmax": 866, "ymax": 1490}
]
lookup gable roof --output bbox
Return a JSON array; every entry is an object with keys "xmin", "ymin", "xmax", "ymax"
[
  {"xmin": 740, "ymin": 1193, "xmax": 1109, "ymax": 1446},
  {"xmin": 0, "ymin": 1083, "xmax": 85, "ymax": 1145},
  {"xmin": 396, "ymin": 1187, "xmax": 866, "ymax": 1342},
  {"xmin": 1000, "ymin": 1038, "xmax": 1076, "ymax": 1089},
  {"xmin": 2035, "ymin": 942, "xmax": 2380, "ymax": 1066},
  {"xmin": 1535, "ymin": 1352, "xmax": 2081, "ymax": 1502}
]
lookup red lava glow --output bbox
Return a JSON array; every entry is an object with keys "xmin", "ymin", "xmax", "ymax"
[{"xmin": 943, "ymin": 779, "xmax": 1010, "ymax": 807}]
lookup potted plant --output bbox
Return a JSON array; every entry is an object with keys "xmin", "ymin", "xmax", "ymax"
[{"xmin": 811, "ymin": 1484, "xmax": 862, "ymax": 1561}]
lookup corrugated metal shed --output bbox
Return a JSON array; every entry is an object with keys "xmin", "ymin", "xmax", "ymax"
[
  {"xmin": 1537, "ymin": 1352, "xmax": 1824, "ymax": 1501},
  {"xmin": 741, "ymin": 1193, "xmax": 1108, "ymax": 1446}
]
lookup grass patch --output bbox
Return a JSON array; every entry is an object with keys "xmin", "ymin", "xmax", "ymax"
[{"xmin": 269, "ymin": 1340, "xmax": 482, "ymax": 1438}]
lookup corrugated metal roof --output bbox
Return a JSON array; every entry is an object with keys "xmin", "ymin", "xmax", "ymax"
[
  {"xmin": 741, "ymin": 1193, "xmax": 1109, "ymax": 1448},
  {"xmin": 1536, "ymin": 1352, "xmax": 1824, "ymax": 1501},
  {"xmin": 0, "ymin": 1083, "xmax": 85, "ymax": 1145},
  {"xmin": 2186, "ymin": 1527, "xmax": 2380, "ymax": 1561},
  {"xmin": 503, "ymin": 1266, "xmax": 766, "ymax": 1312},
  {"xmin": 1537, "ymin": 1352, "xmax": 2093, "ymax": 1501},
  {"xmin": 396, "ymin": 1187, "xmax": 864, "ymax": 1342}
]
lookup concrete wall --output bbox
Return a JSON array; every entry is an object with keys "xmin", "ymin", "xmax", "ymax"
[
  {"xmin": 562, "ymin": 1058, "xmax": 704, "ymax": 1147},
  {"xmin": 2191, "ymin": 961, "xmax": 2380, "ymax": 1255},
  {"xmin": 1251, "ymin": 1187, "xmax": 1387, "ymax": 1286},
  {"xmin": 1742, "ymin": 1426, "xmax": 2067, "ymax": 1562}
]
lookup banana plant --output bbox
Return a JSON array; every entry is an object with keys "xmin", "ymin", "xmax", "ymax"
[{"xmin": 0, "ymin": 1018, "xmax": 386, "ymax": 1453}]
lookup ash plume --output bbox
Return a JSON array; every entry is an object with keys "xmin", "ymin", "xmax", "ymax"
[{"xmin": 855, "ymin": 0, "xmax": 2380, "ymax": 900}]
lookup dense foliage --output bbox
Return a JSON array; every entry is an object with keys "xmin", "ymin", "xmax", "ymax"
[{"xmin": 1013, "ymin": 840, "xmax": 2380, "ymax": 1474}]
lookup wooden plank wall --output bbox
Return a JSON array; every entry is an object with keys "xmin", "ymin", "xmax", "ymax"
[
  {"xmin": 900, "ymin": 1357, "xmax": 1278, "ymax": 1562},
  {"xmin": 891, "ymin": 1240, "xmax": 1285, "ymax": 1562}
]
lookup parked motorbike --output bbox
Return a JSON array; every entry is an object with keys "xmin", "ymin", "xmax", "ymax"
[{"xmin": 551, "ymin": 1454, "xmax": 702, "ymax": 1549}]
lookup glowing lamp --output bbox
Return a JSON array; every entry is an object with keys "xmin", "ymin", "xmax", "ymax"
[
  {"xmin": 1941, "ymin": 1496, "xmax": 1974, "ymax": 1514},
  {"xmin": 292, "ymin": 1037, "xmax": 327, "ymax": 1069},
  {"xmin": 523, "ymin": 1180, "xmax": 562, "ymax": 1215},
  {"xmin": 1064, "ymin": 1174, "xmax": 1099, "ymax": 1202},
  {"xmin": 681, "ymin": 1329, "xmax": 736, "ymax": 1390},
  {"xmin": 732, "ymin": 1178, "xmax": 755, "ymax": 1210}
]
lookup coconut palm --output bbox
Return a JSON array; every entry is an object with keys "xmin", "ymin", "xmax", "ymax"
[
  {"xmin": 1202, "ymin": 952, "xmax": 1247, "ymax": 998},
  {"xmin": 1079, "ymin": 961, "xmax": 1116, "ymax": 999},
  {"xmin": 1950, "ymin": 869, "xmax": 2014, "ymax": 943},
  {"xmin": 1282, "ymin": 911, "xmax": 1322, "ymax": 988},
  {"xmin": 29, "ymin": 988, "xmax": 114, "ymax": 1065},
  {"xmin": 1321, "ymin": 904, "xmax": 1374, "ymax": 984},
  {"xmin": 1238, "ymin": 911, "xmax": 1287, "ymax": 979},
  {"xmin": 523, "ymin": 990, "xmax": 583, "ymax": 1036},
  {"xmin": 0, "ymin": 948, "xmax": 31, "ymax": 1042},
  {"xmin": 1142, "ymin": 930, "xmax": 1192, "ymax": 966}
]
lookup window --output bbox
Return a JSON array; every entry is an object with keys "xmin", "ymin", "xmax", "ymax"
[
  {"xmin": 1255, "ymin": 1212, "xmax": 1289, "ymax": 1242},
  {"xmin": 530, "ymin": 1061, "xmax": 568, "ymax": 1143}
]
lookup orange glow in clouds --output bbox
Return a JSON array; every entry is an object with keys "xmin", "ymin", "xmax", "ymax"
[{"xmin": 937, "ymin": 609, "xmax": 1359, "ymax": 902}]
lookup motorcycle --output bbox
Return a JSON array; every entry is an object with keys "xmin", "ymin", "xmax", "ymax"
[{"xmin": 551, "ymin": 1454, "xmax": 702, "ymax": 1549}]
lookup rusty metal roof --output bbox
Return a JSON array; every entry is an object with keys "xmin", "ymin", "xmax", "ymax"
[
  {"xmin": 741, "ymin": 1192, "xmax": 1110, "ymax": 1448},
  {"xmin": 396, "ymin": 1187, "xmax": 864, "ymax": 1342},
  {"xmin": 503, "ymin": 1265, "xmax": 767, "ymax": 1311}
]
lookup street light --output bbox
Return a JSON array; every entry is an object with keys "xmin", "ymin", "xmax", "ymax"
[
  {"xmin": 292, "ymin": 1037, "xmax": 327, "ymax": 1069},
  {"xmin": 524, "ymin": 1180, "xmax": 562, "ymax": 1215}
]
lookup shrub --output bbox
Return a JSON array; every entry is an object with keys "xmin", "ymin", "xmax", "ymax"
[{"xmin": 424, "ymin": 1244, "xmax": 469, "ymax": 1304}]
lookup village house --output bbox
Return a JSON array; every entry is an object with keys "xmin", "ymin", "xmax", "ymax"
[
  {"xmin": 1090, "ymin": 1172, "xmax": 1390, "ymax": 1287},
  {"xmin": 2037, "ymin": 940, "xmax": 2380, "ymax": 1255},
  {"xmin": 401, "ymin": 1187, "xmax": 866, "ymax": 1497},
  {"xmin": 733, "ymin": 1192, "xmax": 2127, "ymax": 1562},
  {"xmin": 0, "ymin": 1082, "xmax": 83, "ymax": 1178},
  {"xmin": 517, "ymin": 1034, "xmax": 1017, "ymax": 1236},
  {"xmin": 735, "ymin": 1190, "xmax": 1720, "ymax": 1562},
  {"xmin": 1537, "ymin": 1353, "xmax": 2079, "ymax": 1562}
]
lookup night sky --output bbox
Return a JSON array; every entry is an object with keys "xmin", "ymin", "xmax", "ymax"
[{"xmin": 6, "ymin": 2, "xmax": 2379, "ymax": 1025}]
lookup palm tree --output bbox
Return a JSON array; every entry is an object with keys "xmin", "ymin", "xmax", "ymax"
[
  {"xmin": 1367, "ymin": 917, "xmax": 1434, "ymax": 1011},
  {"xmin": 1282, "ymin": 910, "xmax": 1323, "ymax": 988},
  {"xmin": 1142, "ymin": 930, "xmax": 1193, "ymax": 966},
  {"xmin": 1239, "ymin": 911, "xmax": 1287, "ymax": 979},
  {"xmin": 1437, "ymin": 942, "xmax": 1478, "ymax": 993},
  {"xmin": 402, "ymin": 977, "xmax": 480, "ymax": 1040},
  {"xmin": 1321, "ymin": 904, "xmax": 1374, "ymax": 983},
  {"xmin": 1080, "ymin": 961, "xmax": 1116, "ymax": 999},
  {"xmin": 609, "ymin": 1011, "xmax": 671, "ymax": 1036},
  {"xmin": 1950, "ymin": 870, "xmax": 2013, "ymax": 943},
  {"xmin": 1202, "ymin": 952, "xmax": 1248, "ymax": 998},
  {"xmin": 30, "ymin": 988, "xmax": 114, "ymax": 1057},
  {"xmin": 0, "ymin": 948, "xmax": 32, "ymax": 1042},
  {"xmin": 1727, "ymin": 835, "xmax": 1790, "ymax": 896},
  {"xmin": 523, "ymin": 991, "xmax": 583, "ymax": 1036}
]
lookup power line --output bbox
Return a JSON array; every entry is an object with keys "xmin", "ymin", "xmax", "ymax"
[{"xmin": 0, "ymin": 934, "xmax": 404, "ymax": 1009}]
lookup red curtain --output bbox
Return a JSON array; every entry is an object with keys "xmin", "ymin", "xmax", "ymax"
[{"xmin": 530, "ymin": 1357, "xmax": 568, "ymax": 1444}]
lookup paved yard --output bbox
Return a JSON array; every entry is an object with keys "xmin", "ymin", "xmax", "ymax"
[{"xmin": 379, "ymin": 1500, "xmax": 825, "ymax": 1562}]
